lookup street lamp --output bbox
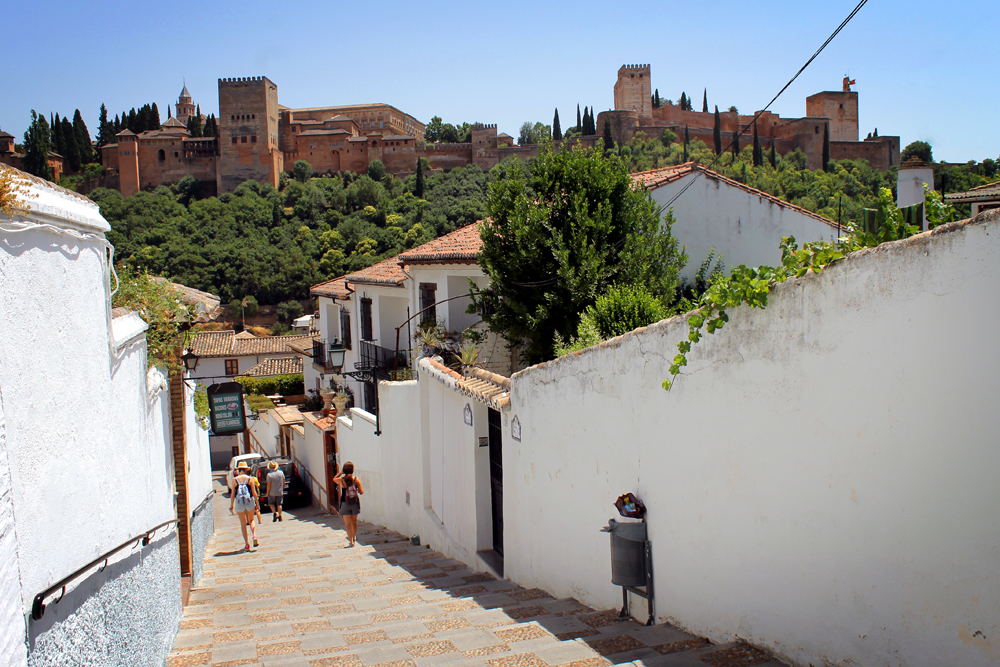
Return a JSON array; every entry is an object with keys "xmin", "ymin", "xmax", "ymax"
[
  {"xmin": 181, "ymin": 349, "xmax": 199, "ymax": 372},
  {"xmin": 327, "ymin": 341, "xmax": 346, "ymax": 372}
]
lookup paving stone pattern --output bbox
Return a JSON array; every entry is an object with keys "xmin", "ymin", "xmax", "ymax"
[{"xmin": 167, "ymin": 479, "xmax": 787, "ymax": 667}]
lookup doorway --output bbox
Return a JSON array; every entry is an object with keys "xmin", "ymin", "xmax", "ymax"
[
  {"xmin": 324, "ymin": 431, "xmax": 339, "ymax": 511},
  {"xmin": 488, "ymin": 408, "xmax": 503, "ymax": 556}
]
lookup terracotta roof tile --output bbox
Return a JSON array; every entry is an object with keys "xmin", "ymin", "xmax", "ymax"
[
  {"xmin": 189, "ymin": 330, "xmax": 317, "ymax": 357},
  {"xmin": 632, "ymin": 162, "xmax": 839, "ymax": 229},
  {"xmin": 344, "ymin": 256, "xmax": 407, "ymax": 287},
  {"xmin": 286, "ymin": 333, "xmax": 321, "ymax": 355},
  {"xmin": 190, "ymin": 330, "xmax": 235, "ymax": 356},
  {"xmin": 397, "ymin": 223, "xmax": 483, "ymax": 265},
  {"xmin": 310, "ymin": 276, "xmax": 352, "ymax": 300},
  {"xmin": 234, "ymin": 333, "xmax": 316, "ymax": 355},
  {"xmin": 243, "ymin": 356, "xmax": 303, "ymax": 377},
  {"xmin": 456, "ymin": 367, "xmax": 510, "ymax": 410},
  {"xmin": 945, "ymin": 181, "xmax": 1000, "ymax": 203}
]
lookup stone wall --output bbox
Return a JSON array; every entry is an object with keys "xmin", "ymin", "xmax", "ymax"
[
  {"xmin": 217, "ymin": 77, "xmax": 280, "ymax": 192},
  {"xmin": 190, "ymin": 501, "xmax": 214, "ymax": 586},
  {"xmin": 614, "ymin": 64, "xmax": 651, "ymax": 118},
  {"xmin": 806, "ymin": 90, "xmax": 858, "ymax": 141}
]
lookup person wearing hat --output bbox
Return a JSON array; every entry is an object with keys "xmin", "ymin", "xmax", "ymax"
[
  {"xmin": 265, "ymin": 460, "xmax": 286, "ymax": 522},
  {"xmin": 229, "ymin": 462, "xmax": 259, "ymax": 550}
]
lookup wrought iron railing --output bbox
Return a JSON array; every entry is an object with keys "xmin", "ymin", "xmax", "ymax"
[{"xmin": 359, "ymin": 340, "xmax": 409, "ymax": 379}]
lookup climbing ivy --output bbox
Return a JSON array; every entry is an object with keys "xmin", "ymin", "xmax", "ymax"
[{"xmin": 663, "ymin": 188, "xmax": 940, "ymax": 391}]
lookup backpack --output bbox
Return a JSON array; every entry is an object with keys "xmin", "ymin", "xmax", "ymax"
[
  {"xmin": 235, "ymin": 477, "xmax": 252, "ymax": 503},
  {"xmin": 345, "ymin": 480, "xmax": 358, "ymax": 502}
]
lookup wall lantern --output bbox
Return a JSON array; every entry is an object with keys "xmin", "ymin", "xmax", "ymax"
[
  {"xmin": 327, "ymin": 341, "xmax": 347, "ymax": 372},
  {"xmin": 181, "ymin": 349, "xmax": 199, "ymax": 372}
]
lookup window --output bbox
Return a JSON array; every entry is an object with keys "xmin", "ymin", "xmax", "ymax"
[
  {"xmin": 251, "ymin": 135, "xmax": 257, "ymax": 143},
  {"xmin": 241, "ymin": 136, "xmax": 248, "ymax": 143},
  {"xmin": 174, "ymin": 152, "xmax": 178, "ymax": 157},
  {"xmin": 360, "ymin": 298, "xmax": 373, "ymax": 341},
  {"xmin": 232, "ymin": 137, "xmax": 237, "ymax": 144},
  {"xmin": 340, "ymin": 308, "xmax": 352, "ymax": 350},
  {"xmin": 225, "ymin": 359, "xmax": 239, "ymax": 376},
  {"xmin": 419, "ymin": 283, "xmax": 437, "ymax": 324},
  {"xmin": 158, "ymin": 149, "xmax": 165, "ymax": 161}
]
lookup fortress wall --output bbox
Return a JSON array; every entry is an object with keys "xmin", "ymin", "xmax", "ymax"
[{"xmin": 218, "ymin": 77, "xmax": 280, "ymax": 192}]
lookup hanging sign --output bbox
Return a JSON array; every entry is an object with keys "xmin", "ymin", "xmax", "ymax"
[{"xmin": 207, "ymin": 382, "xmax": 247, "ymax": 435}]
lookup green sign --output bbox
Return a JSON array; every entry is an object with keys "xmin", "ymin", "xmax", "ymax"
[{"xmin": 207, "ymin": 382, "xmax": 247, "ymax": 435}]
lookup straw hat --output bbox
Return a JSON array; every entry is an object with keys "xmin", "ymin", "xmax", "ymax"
[{"xmin": 267, "ymin": 460, "xmax": 279, "ymax": 471}]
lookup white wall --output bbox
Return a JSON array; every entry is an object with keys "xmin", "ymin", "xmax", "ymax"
[
  {"xmin": 185, "ymin": 381, "xmax": 213, "ymax": 508},
  {"xmin": 0, "ymin": 384, "xmax": 27, "ymax": 667},
  {"xmin": 248, "ymin": 410, "xmax": 281, "ymax": 458},
  {"xmin": 298, "ymin": 419, "xmax": 331, "ymax": 509},
  {"xmin": 897, "ymin": 166, "xmax": 934, "ymax": 209},
  {"xmin": 651, "ymin": 172, "xmax": 840, "ymax": 282},
  {"xmin": 505, "ymin": 213, "xmax": 1000, "ymax": 667}
]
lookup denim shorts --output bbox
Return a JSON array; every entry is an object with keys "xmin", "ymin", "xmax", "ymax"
[
  {"xmin": 234, "ymin": 498, "xmax": 255, "ymax": 513},
  {"xmin": 339, "ymin": 502, "xmax": 360, "ymax": 516}
]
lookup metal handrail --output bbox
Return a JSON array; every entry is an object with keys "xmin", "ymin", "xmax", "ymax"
[
  {"xmin": 191, "ymin": 490, "xmax": 214, "ymax": 519},
  {"xmin": 31, "ymin": 518, "xmax": 178, "ymax": 621}
]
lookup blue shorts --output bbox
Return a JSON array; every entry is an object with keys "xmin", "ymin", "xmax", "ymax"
[{"xmin": 234, "ymin": 498, "xmax": 255, "ymax": 513}]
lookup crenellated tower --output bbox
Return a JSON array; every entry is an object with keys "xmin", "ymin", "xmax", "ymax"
[
  {"xmin": 217, "ymin": 76, "xmax": 282, "ymax": 192},
  {"xmin": 614, "ymin": 64, "xmax": 652, "ymax": 119}
]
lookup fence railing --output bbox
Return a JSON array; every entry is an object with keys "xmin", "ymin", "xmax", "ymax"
[{"xmin": 359, "ymin": 340, "xmax": 409, "ymax": 379}]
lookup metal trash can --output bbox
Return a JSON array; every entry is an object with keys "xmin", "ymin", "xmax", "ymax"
[{"xmin": 607, "ymin": 519, "xmax": 647, "ymax": 587}]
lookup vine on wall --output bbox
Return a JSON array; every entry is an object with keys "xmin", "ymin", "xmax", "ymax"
[{"xmin": 663, "ymin": 187, "xmax": 951, "ymax": 391}]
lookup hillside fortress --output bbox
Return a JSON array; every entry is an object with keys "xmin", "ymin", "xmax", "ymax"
[
  {"xmin": 101, "ymin": 67, "xmax": 898, "ymax": 197},
  {"xmin": 603, "ymin": 64, "xmax": 899, "ymax": 171}
]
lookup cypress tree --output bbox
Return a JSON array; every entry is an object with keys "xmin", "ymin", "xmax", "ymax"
[
  {"xmin": 23, "ymin": 110, "xmax": 53, "ymax": 180},
  {"xmin": 151, "ymin": 102, "xmax": 161, "ymax": 129},
  {"xmin": 769, "ymin": 142, "xmax": 777, "ymax": 169},
  {"xmin": 414, "ymin": 157, "xmax": 425, "ymax": 198},
  {"xmin": 60, "ymin": 116, "xmax": 80, "ymax": 171},
  {"xmin": 112, "ymin": 114, "xmax": 120, "ymax": 134},
  {"xmin": 713, "ymin": 106, "xmax": 722, "ymax": 156},
  {"xmin": 73, "ymin": 110, "xmax": 93, "ymax": 164},
  {"xmin": 822, "ymin": 122, "xmax": 831, "ymax": 171},
  {"xmin": 552, "ymin": 108, "xmax": 562, "ymax": 141},
  {"xmin": 654, "ymin": 89, "xmax": 660, "ymax": 108},
  {"xmin": 52, "ymin": 113, "xmax": 66, "ymax": 156},
  {"xmin": 683, "ymin": 125, "xmax": 689, "ymax": 162},
  {"xmin": 167, "ymin": 105, "xmax": 171, "ymax": 118},
  {"xmin": 752, "ymin": 121, "xmax": 762, "ymax": 167},
  {"xmin": 602, "ymin": 117, "xmax": 614, "ymax": 151},
  {"xmin": 679, "ymin": 92, "xmax": 687, "ymax": 111},
  {"xmin": 97, "ymin": 104, "xmax": 112, "ymax": 151},
  {"xmin": 127, "ymin": 108, "xmax": 138, "ymax": 133},
  {"xmin": 576, "ymin": 104, "xmax": 581, "ymax": 133},
  {"xmin": 187, "ymin": 111, "xmax": 203, "ymax": 137},
  {"xmin": 702, "ymin": 89, "xmax": 708, "ymax": 113},
  {"xmin": 731, "ymin": 129, "xmax": 740, "ymax": 157}
]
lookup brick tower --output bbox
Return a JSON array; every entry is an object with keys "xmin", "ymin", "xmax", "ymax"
[
  {"xmin": 806, "ymin": 86, "xmax": 859, "ymax": 142},
  {"xmin": 175, "ymin": 82, "xmax": 196, "ymax": 126},
  {"xmin": 217, "ymin": 76, "xmax": 282, "ymax": 192},
  {"xmin": 614, "ymin": 64, "xmax": 651, "ymax": 119},
  {"xmin": 116, "ymin": 129, "xmax": 140, "ymax": 197}
]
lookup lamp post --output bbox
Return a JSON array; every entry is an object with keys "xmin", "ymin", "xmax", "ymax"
[
  {"xmin": 181, "ymin": 348, "xmax": 199, "ymax": 373},
  {"xmin": 326, "ymin": 340, "xmax": 381, "ymax": 436}
]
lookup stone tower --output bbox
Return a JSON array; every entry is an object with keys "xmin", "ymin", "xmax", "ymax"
[
  {"xmin": 116, "ymin": 129, "xmax": 140, "ymax": 197},
  {"xmin": 614, "ymin": 64, "xmax": 651, "ymax": 119},
  {"xmin": 217, "ymin": 76, "xmax": 282, "ymax": 192},
  {"xmin": 471, "ymin": 123, "xmax": 499, "ymax": 170},
  {"xmin": 176, "ymin": 82, "xmax": 196, "ymax": 126},
  {"xmin": 806, "ymin": 89, "xmax": 858, "ymax": 142}
]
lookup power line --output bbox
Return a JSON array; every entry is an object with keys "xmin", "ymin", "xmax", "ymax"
[{"xmin": 658, "ymin": 0, "xmax": 870, "ymax": 212}]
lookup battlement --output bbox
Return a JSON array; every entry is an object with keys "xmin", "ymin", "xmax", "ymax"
[
  {"xmin": 619, "ymin": 64, "xmax": 650, "ymax": 71},
  {"xmin": 472, "ymin": 123, "xmax": 497, "ymax": 130},
  {"xmin": 218, "ymin": 76, "xmax": 268, "ymax": 84}
]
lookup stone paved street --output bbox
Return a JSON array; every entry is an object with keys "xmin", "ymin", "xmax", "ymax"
[{"xmin": 167, "ymin": 476, "xmax": 787, "ymax": 667}]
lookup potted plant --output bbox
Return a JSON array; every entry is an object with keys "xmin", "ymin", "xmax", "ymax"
[
  {"xmin": 416, "ymin": 327, "xmax": 441, "ymax": 358},
  {"xmin": 332, "ymin": 390, "xmax": 349, "ymax": 418},
  {"xmin": 458, "ymin": 342, "xmax": 481, "ymax": 371}
]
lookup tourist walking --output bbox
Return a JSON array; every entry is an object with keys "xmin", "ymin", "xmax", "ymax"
[
  {"xmin": 265, "ymin": 460, "xmax": 285, "ymax": 522},
  {"xmin": 229, "ymin": 462, "xmax": 259, "ymax": 550},
  {"xmin": 334, "ymin": 462, "xmax": 364, "ymax": 547}
]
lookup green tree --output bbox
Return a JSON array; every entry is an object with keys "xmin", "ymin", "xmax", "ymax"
[
  {"xmin": 603, "ymin": 119, "xmax": 615, "ymax": 151},
  {"xmin": 679, "ymin": 92, "xmax": 688, "ymax": 111},
  {"xmin": 822, "ymin": 122, "xmax": 831, "ymax": 172},
  {"xmin": 752, "ymin": 122, "xmax": 762, "ymax": 168},
  {"xmin": 731, "ymin": 128, "xmax": 739, "ymax": 157},
  {"xmin": 73, "ymin": 110, "xmax": 93, "ymax": 164},
  {"xmin": 471, "ymin": 144, "xmax": 685, "ymax": 363},
  {"xmin": 61, "ymin": 116, "xmax": 81, "ymax": 172},
  {"xmin": 713, "ymin": 106, "xmax": 722, "ymax": 156},
  {"xmin": 187, "ymin": 111, "xmax": 202, "ymax": 137},
  {"xmin": 97, "ymin": 104, "xmax": 114, "ymax": 149},
  {"xmin": 702, "ymin": 89, "xmax": 708, "ymax": 113},
  {"xmin": 368, "ymin": 159, "xmax": 386, "ymax": 182},
  {"xmin": 552, "ymin": 108, "xmax": 562, "ymax": 141},
  {"xmin": 151, "ymin": 103, "xmax": 161, "ymax": 128},
  {"xmin": 654, "ymin": 89, "xmax": 661, "ymax": 108},
  {"xmin": 276, "ymin": 299, "xmax": 304, "ymax": 323},
  {"xmin": 203, "ymin": 114, "xmax": 218, "ymax": 138},
  {"xmin": 769, "ymin": 142, "xmax": 777, "ymax": 169},
  {"xmin": 22, "ymin": 110, "xmax": 52, "ymax": 179},
  {"xmin": 414, "ymin": 157, "xmax": 425, "ymax": 198},
  {"xmin": 424, "ymin": 116, "xmax": 444, "ymax": 142},
  {"xmin": 901, "ymin": 140, "xmax": 933, "ymax": 163},
  {"xmin": 576, "ymin": 104, "xmax": 582, "ymax": 132},
  {"xmin": 293, "ymin": 160, "xmax": 313, "ymax": 182},
  {"xmin": 983, "ymin": 158, "xmax": 997, "ymax": 178},
  {"xmin": 683, "ymin": 125, "xmax": 690, "ymax": 162}
]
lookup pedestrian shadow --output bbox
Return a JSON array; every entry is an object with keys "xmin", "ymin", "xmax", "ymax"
[{"xmin": 212, "ymin": 549, "xmax": 249, "ymax": 557}]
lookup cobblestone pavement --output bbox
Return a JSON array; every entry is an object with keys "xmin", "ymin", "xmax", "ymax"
[{"xmin": 167, "ymin": 477, "xmax": 787, "ymax": 667}]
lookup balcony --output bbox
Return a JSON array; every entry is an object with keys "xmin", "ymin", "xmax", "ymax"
[
  {"xmin": 312, "ymin": 340, "xmax": 336, "ymax": 372},
  {"xmin": 358, "ymin": 340, "xmax": 410, "ymax": 381}
]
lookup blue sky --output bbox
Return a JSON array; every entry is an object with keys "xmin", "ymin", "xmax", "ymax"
[{"xmin": 3, "ymin": 0, "xmax": 995, "ymax": 164}]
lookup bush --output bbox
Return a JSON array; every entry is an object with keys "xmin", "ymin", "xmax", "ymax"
[
  {"xmin": 276, "ymin": 300, "xmax": 304, "ymax": 323},
  {"xmin": 587, "ymin": 284, "xmax": 668, "ymax": 339},
  {"xmin": 293, "ymin": 160, "xmax": 313, "ymax": 183},
  {"xmin": 246, "ymin": 394, "xmax": 277, "ymax": 412},
  {"xmin": 235, "ymin": 373, "xmax": 304, "ymax": 397}
]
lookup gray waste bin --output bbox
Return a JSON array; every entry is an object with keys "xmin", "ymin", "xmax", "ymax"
[{"xmin": 607, "ymin": 519, "xmax": 646, "ymax": 587}]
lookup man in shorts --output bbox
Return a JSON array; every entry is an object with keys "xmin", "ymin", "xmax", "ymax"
[{"xmin": 265, "ymin": 460, "xmax": 286, "ymax": 522}]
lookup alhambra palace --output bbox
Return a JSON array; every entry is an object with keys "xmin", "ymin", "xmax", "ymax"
[{"xmin": 98, "ymin": 64, "xmax": 899, "ymax": 197}]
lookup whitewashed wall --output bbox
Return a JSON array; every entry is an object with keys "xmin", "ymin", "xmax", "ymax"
[
  {"xmin": 0, "ymin": 386, "xmax": 27, "ymax": 666},
  {"xmin": 298, "ymin": 420, "xmax": 330, "ymax": 509},
  {"xmin": 505, "ymin": 214, "xmax": 1000, "ymax": 667},
  {"xmin": 650, "ymin": 172, "xmax": 840, "ymax": 282},
  {"xmin": 248, "ymin": 410, "xmax": 281, "ymax": 458},
  {"xmin": 185, "ymin": 382, "xmax": 213, "ymax": 510},
  {"xmin": 0, "ymin": 176, "xmax": 180, "ymax": 665}
]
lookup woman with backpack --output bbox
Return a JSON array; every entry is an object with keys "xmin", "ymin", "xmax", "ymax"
[
  {"xmin": 229, "ymin": 462, "xmax": 259, "ymax": 550},
  {"xmin": 334, "ymin": 462, "xmax": 364, "ymax": 547}
]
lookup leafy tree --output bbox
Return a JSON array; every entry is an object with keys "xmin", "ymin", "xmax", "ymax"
[
  {"xmin": 983, "ymin": 158, "xmax": 997, "ymax": 178},
  {"xmin": 822, "ymin": 122, "xmax": 831, "ymax": 172},
  {"xmin": 752, "ymin": 122, "xmax": 762, "ymax": 168},
  {"xmin": 901, "ymin": 140, "xmax": 933, "ymax": 164},
  {"xmin": 471, "ymin": 145, "xmax": 686, "ymax": 363},
  {"xmin": 97, "ymin": 104, "xmax": 114, "ymax": 149},
  {"xmin": 73, "ymin": 110, "xmax": 93, "ymax": 164},
  {"xmin": 368, "ymin": 160, "xmax": 386, "ymax": 182},
  {"xmin": 293, "ymin": 160, "xmax": 313, "ymax": 183},
  {"xmin": 276, "ymin": 299, "xmax": 305, "ymax": 322},
  {"xmin": 414, "ymin": 157, "xmax": 425, "ymax": 198},
  {"xmin": 22, "ymin": 111, "xmax": 52, "ymax": 179},
  {"xmin": 187, "ymin": 112, "xmax": 202, "ymax": 137},
  {"xmin": 769, "ymin": 143, "xmax": 777, "ymax": 169},
  {"xmin": 713, "ymin": 106, "xmax": 722, "ymax": 156},
  {"xmin": 702, "ymin": 89, "xmax": 708, "ymax": 113},
  {"xmin": 518, "ymin": 122, "xmax": 550, "ymax": 146},
  {"xmin": 51, "ymin": 113, "xmax": 65, "ymax": 157},
  {"xmin": 556, "ymin": 283, "xmax": 667, "ymax": 356},
  {"xmin": 552, "ymin": 108, "xmax": 562, "ymax": 141}
]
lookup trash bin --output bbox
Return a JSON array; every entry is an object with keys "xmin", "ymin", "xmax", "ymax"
[{"xmin": 606, "ymin": 519, "xmax": 647, "ymax": 587}]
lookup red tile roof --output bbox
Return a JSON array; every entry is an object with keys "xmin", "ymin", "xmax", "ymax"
[
  {"xmin": 189, "ymin": 330, "xmax": 318, "ymax": 357},
  {"xmin": 243, "ymin": 356, "xmax": 303, "ymax": 377},
  {"xmin": 397, "ymin": 223, "xmax": 483, "ymax": 265},
  {"xmin": 310, "ymin": 276, "xmax": 352, "ymax": 300},
  {"xmin": 344, "ymin": 256, "xmax": 408, "ymax": 288},
  {"xmin": 632, "ymin": 162, "xmax": 838, "ymax": 229}
]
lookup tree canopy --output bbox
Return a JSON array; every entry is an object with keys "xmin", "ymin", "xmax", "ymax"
[
  {"xmin": 471, "ymin": 145, "xmax": 686, "ymax": 364},
  {"xmin": 901, "ymin": 140, "xmax": 933, "ymax": 163}
]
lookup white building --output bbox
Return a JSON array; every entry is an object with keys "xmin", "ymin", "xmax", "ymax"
[
  {"xmin": 633, "ymin": 162, "xmax": 841, "ymax": 281},
  {"xmin": 0, "ymin": 166, "xmax": 211, "ymax": 666}
]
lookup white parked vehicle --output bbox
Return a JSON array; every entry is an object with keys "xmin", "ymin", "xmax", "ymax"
[{"xmin": 226, "ymin": 453, "xmax": 263, "ymax": 493}]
